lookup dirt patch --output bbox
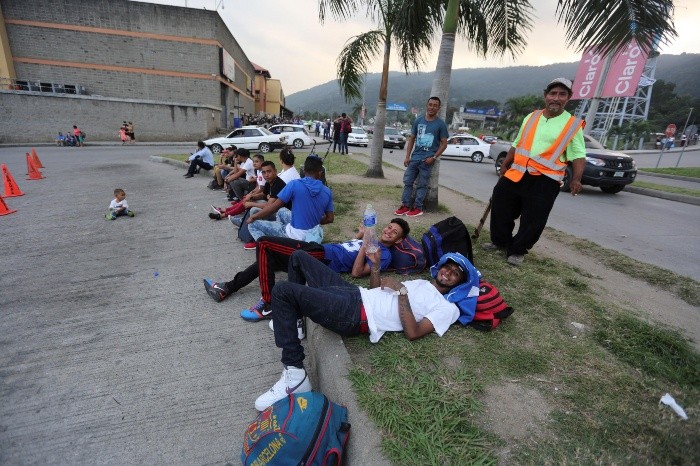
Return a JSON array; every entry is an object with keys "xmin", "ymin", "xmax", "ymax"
[{"xmin": 479, "ymin": 383, "xmax": 552, "ymax": 464}]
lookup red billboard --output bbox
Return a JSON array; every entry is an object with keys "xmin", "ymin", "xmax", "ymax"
[
  {"xmin": 601, "ymin": 40, "xmax": 649, "ymax": 98},
  {"xmin": 571, "ymin": 40, "xmax": 648, "ymax": 100}
]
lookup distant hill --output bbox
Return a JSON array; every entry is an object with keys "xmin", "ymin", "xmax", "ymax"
[{"xmin": 286, "ymin": 53, "xmax": 700, "ymax": 114}]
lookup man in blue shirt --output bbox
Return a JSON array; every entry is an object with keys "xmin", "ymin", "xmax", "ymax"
[
  {"xmin": 394, "ymin": 96, "xmax": 449, "ymax": 217},
  {"xmin": 184, "ymin": 140, "xmax": 215, "ymax": 178}
]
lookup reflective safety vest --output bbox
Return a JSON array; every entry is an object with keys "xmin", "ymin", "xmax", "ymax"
[{"xmin": 504, "ymin": 110, "xmax": 584, "ymax": 182}]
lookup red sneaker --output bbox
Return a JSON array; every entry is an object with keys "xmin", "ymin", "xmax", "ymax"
[
  {"xmin": 405, "ymin": 208, "xmax": 423, "ymax": 217},
  {"xmin": 394, "ymin": 205, "xmax": 410, "ymax": 215},
  {"xmin": 243, "ymin": 242, "xmax": 256, "ymax": 250}
]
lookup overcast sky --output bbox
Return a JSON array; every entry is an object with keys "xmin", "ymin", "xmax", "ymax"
[{"xmin": 138, "ymin": 0, "xmax": 699, "ymax": 95}]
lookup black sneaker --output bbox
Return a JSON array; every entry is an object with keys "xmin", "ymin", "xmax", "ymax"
[
  {"xmin": 203, "ymin": 278, "xmax": 227, "ymax": 302},
  {"xmin": 208, "ymin": 212, "xmax": 222, "ymax": 220}
]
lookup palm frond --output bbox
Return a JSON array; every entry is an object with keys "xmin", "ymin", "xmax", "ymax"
[
  {"xmin": 478, "ymin": 0, "xmax": 534, "ymax": 58},
  {"xmin": 336, "ymin": 30, "xmax": 385, "ymax": 101},
  {"xmin": 319, "ymin": 0, "xmax": 360, "ymax": 23},
  {"xmin": 391, "ymin": 0, "xmax": 444, "ymax": 71},
  {"xmin": 556, "ymin": 0, "xmax": 677, "ymax": 54}
]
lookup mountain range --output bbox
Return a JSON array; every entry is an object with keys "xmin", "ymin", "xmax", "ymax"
[{"xmin": 286, "ymin": 53, "xmax": 700, "ymax": 114}]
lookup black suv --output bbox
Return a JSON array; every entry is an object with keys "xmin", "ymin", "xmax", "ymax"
[{"xmin": 494, "ymin": 134, "xmax": 637, "ymax": 194}]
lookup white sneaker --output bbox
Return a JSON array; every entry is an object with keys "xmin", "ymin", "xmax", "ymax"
[
  {"xmin": 255, "ymin": 366, "xmax": 312, "ymax": 411},
  {"xmin": 269, "ymin": 318, "xmax": 306, "ymax": 340}
]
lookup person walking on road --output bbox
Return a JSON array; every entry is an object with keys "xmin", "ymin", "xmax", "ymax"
[
  {"xmin": 394, "ymin": 96, "xmax": 449, "ymax": 218},
  {"xmin": 483, "ymin": 78, "xmax": 586, "ymax": 266}
]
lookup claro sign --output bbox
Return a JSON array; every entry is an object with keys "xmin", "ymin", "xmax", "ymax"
[{"xmin": 571, "ymin": 40, "xmax": 649, "ymax": 100}]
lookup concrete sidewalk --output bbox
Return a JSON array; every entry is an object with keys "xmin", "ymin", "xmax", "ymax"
[{"xmin": 0, "ymin": 145, "xmax": 386, "ymax": 465}]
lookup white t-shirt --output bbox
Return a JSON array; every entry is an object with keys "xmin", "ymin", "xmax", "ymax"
[
  {"xmin": 279, "ymin": 166, "xmax": 301, "ymax": 184},
  {"xmin": 109, "ymin": 198, "xmax": 129, "ymax": 210},
  {"xmin": 359, "ymin": 280, "xmax": 460, "ymax": 343},
  {"xmin": 240, "ymin": 158, "xmax": 255, "ymax": 180}
]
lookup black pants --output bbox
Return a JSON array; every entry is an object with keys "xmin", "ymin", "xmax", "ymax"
[
  {"xmin": 187, "ymin": 156, "xmax": 212, "ymax": 175},
  {"xmin": 223, "ymin": 236, "xmax": 326, "ymax": 302},
  {"xmin": 489, "ymin": 172, "xmax": 560, "ymax": 256}
]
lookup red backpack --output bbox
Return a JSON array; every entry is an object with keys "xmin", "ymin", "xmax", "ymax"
[
  {"xmin": 340, "ymin": 118, "xmax": 352, "ymax": 133},
  {"xmin": 469, "ymin": 280, "xmax": 514, "ymax": 331}
]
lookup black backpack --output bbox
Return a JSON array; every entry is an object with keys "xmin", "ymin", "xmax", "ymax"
[{"xmin": 421, "ymin": 216, "xmax": 473, "ymax": 267}]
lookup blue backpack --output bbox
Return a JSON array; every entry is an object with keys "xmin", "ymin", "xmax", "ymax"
[
  {"xmin": 421, "ymin": 216, "xmax": 473, "ymax": 267},
  {"xmin": 241, "ymin": 392, "xmax": 351, "ymax": 466},
  {"xmin": 390, "ymin": 235, "xmax": 426, "ymax": 274}
]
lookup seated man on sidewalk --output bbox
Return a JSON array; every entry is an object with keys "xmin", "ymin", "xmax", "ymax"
[
  {"xmin": 246, "ymin": 155, "xmax": 334, "ymax": 244},
  {"xmin": 224, "ymin": 148, "xmax": 256, "ymax": 201},
  {"xmin": 253, "ymin": 248, "xmax": 478, "ymax": 411},
  {"xmin": 184, "ymin": 141, "xmax": 215, "ymax": 178},
  {"xmin": 202, "ymin": 218, "xmax": 410, "ymax": 318}
]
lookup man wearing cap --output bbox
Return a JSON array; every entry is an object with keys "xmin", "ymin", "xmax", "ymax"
[
  {"xmin": 484, "ymin": 78, "xmax": 586, "ymax": 266},
  {"xmin": 253, "ymin": 248, "xmax": 478, "ymax": 411}
]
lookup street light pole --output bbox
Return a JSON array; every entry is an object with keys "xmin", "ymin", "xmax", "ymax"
[{"xmin": 675, "ymin": 107, "xmax": 694, "ymax": 168}]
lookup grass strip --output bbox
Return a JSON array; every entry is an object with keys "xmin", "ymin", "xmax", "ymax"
[
  {"xmin": 632, "ymin": 180, "xmax": 700, "ymax": 197},
  {"xmin": 322, "ymin": 159, "xmax": 699, "ymax": 464},
  {"xmin": 640, "ymin": 167, "xmax": 700, "ymax": 178}
]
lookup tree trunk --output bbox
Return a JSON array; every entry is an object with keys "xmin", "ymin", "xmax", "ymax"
[
  {"xmin": 366, "ymin": 37, "xmax": 391, "ymax": 178},
  {"xmin": 424, "ymin": 35, "xmax": 457, "ymax": 211}
]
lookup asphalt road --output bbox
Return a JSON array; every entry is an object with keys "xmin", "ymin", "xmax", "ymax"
[
  {"xmin": 349, "ymin": 142, "xmax": 700, "ymax": 280},
  {"xmin": 0, "ymin": 145, "xmax": 284, "ymax": 464}
]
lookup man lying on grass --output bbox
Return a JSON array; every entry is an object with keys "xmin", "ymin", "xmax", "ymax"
[{"xmin": 254, "ymin": 248, "xmax": 480, "ymax": 411}]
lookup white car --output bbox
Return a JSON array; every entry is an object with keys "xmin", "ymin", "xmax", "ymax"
[
  {"xmin": 204, "ymin": 126, "xmax": 287, "ymax": 154},
  {"xmin": 269, "ymin": 124, "xmax": 314, "ymax": 149},
  {"xmin": 347, "ymin": 127, "xmax": 369, "ymax": 147},
  {"xmin": 442, "ymin": 135, "xmax": 492, "ymax": 163}
]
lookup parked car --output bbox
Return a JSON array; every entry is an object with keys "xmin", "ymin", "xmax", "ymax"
[
  {"xmin": 481, "ymin": 135, "xmax": 498, "ymax": 144},
  {"xmin": 442, "ymin": 135, "xmax": 492, "ymax": 163},
  {"xmin": 269, "ymin": 124, "xmax": 314, "ymax": 149},
  {"xmin": 204, "ymin": 126, "xmax": 287, "ymax": 154},
  {"xmin": 492, "ymin": 134, "xmax": 637, "ymax": 193},
  {"xmin": 347, "ymin": 127, "xmax": 369, "ymax": 147},
  {"xmin": 383, "ymin": 127, "xmax": 406, "ymax": 149}
]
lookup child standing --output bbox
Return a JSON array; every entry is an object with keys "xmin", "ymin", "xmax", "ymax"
[
  {"xmin": 119, "ymin": 126, "xmax": 128, "ymax": 144},
  {"xmin": 105, "ymin": 188, "xmax": 135, "ymax": 220}
]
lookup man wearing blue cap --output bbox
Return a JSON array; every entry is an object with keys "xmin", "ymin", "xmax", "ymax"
[{"xmin": 253, "ymin": 248, "xmax": 480, "ymax": 411}]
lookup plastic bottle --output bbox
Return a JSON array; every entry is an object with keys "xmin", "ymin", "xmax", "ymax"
[{"xmin": 363, "ymin": 203, "xmax": 379, "ymax": 253}]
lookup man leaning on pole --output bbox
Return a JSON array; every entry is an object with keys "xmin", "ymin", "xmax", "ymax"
[{"xmin": 483, "ymin": 78, "xmax": 586, "ymax": 266}]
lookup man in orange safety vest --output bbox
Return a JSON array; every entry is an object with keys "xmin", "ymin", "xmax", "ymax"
[{"xmin": 483, "ymin": 78, "xmax": 586, "ymax": 266}]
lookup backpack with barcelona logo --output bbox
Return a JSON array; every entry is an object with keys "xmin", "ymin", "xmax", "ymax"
[{"xmin": 241, "ymin": 392, "xmax": 351, "ymax": 465}]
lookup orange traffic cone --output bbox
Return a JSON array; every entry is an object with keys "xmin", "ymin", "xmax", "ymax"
[
  {"xmin": 0, "ymin": 195, "xmax": 17, "ymax": 216},
  {"xmin": 26, "ymin": 153, "xmax": 45, "ymax": 180},
  {"xmin": 1, "ymin": 164, "xmax": 24, "ymax": 197},
  {"xmin": 31, "ymin": 147, "xmax": 44, "ymax": 168}
]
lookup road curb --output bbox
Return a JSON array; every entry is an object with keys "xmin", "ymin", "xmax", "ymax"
[{"xmin": 637, "ymin": 171, "xmax": 700, "ymax": 183}]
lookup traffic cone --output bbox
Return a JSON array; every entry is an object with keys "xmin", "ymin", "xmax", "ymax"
[
  {"xmin": 0, "ymin": 195, "xmax": 17, "ymax": 216},
  {"xmin": 31, "ymin": 147, "xmax": 44, "ymax": 168},
  {"xmin": 1, "ymin": 164, "xmax": 24, "ymax": 197},
  {"xmin": 26, "ymin": 153, "xmax": 45, "ymax": 180}
]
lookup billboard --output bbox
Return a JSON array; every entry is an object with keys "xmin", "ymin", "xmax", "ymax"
[
  {"xmin": 571, "ymin": 40, "xmax": 649, "ymax": 100},
  {"xmin": 386, "ymin": 102, "xmax": 408, "ymax": 111},
  {"xmin": 222, "ymin": 48, "xmax": 236, "ymax": 82},
  {"xmin": 601, "ymin": 40, "xmax": 649, "ymax": 98}
]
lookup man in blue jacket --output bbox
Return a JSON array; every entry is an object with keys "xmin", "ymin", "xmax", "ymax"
[{"xmin": 253, "ymin": 249, "xmax": 479, "ymax": 411}]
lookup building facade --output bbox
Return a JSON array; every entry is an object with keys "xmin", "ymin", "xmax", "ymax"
[{"xmin": 0, "ymin": 0, "xmax": 260, "ymax": 142}]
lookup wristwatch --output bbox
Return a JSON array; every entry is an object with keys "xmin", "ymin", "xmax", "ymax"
[{"xmin": 394, "ymin": 286, "xmax": 408, "ymax": 296}]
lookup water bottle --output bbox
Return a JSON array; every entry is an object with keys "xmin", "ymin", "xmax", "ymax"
[{"xmin": 363, "ymin": 203, "xmax": 379, "ymax": 253}]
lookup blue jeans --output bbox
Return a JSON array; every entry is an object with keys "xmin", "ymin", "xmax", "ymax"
[
  {"xmin": 248, "ymin": 207, "xmax": 293, "ymax": 241},
  {"xmin": 273, "ymin": 250, "xmax": 362, "ymax": 367},
  {"xmin": 401, "ymin": 159, "xmax": 433, "ymax": 209},
  {"xmin": 339, "ymin": 132, "xmax": 349, "ymax": 154}
]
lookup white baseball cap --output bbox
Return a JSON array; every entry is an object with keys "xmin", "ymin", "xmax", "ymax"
[{"xmin": 547, "ymin": 77, "xmax": 573, "ymax": 92}]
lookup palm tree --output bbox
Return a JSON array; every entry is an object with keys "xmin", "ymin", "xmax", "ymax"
[
  {"xmin": 319, "ymin": 0, "xmax": 443, "ymax": 178},
  {"xmin": 424, "ymin": 0, "xmax": 677, "ymax": 210}
]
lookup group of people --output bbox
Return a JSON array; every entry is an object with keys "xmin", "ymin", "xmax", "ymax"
[
  {"xmin": 118, "ymin": 121, "xmax": 135, "ymax": 144},
  {"xmin": 55, "ymin": 125, "xmax": 85, "ymax": 147},
  {"xmin": 191, "ymin": 77, "xmax": 587, "ymax": 411},
  {"xmin": 330, "ymin": 113, "xmax": 353, "ymax": 154}
]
